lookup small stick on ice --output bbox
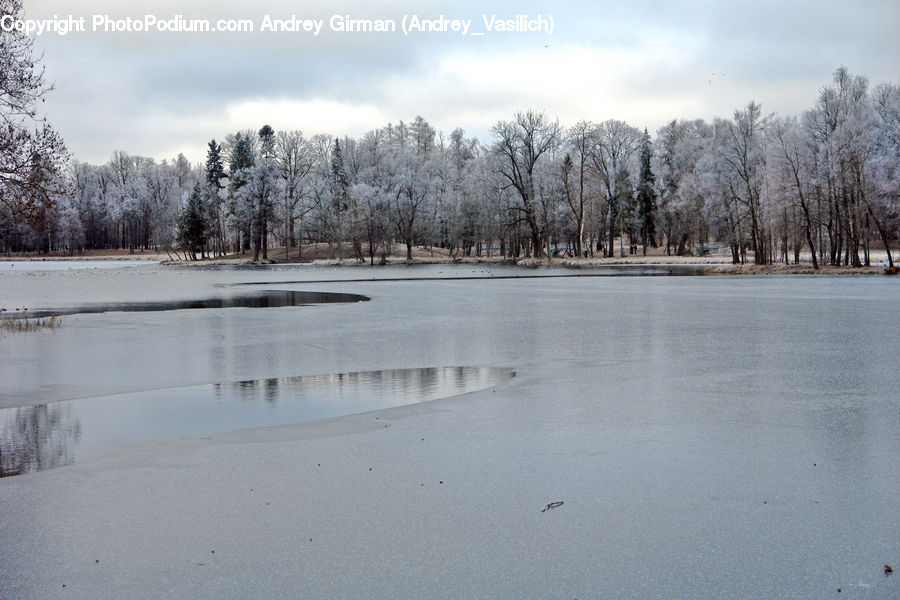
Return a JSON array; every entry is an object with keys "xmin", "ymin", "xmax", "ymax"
[{"xmin": 541, "ymin": 501, "xmax": 564, "ymax": 512}]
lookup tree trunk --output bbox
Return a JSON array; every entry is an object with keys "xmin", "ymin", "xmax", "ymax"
[{"xmin": 799, "ymin": 198, "xmax": 818, "ymax": 270}]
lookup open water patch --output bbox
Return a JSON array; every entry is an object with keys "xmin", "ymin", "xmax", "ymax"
[
  {"xmin": 233, "ymin": 264, "xmax": 711, "ymax": 286},
  {"xmin": 0, "ymin": 366, "xmax": 514, "ymax": 477},
  {"xmin": 12, "ymin": 290, "xmax": 369, "ymax": 319}
]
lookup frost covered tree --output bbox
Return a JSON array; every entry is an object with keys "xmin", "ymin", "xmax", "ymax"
[
  {"xmin": 715, "ymin": 102, "xmax": 770, "ymax": 264},
  {"xmin": 252, "ymin": 124, "xmax": 277, "ymax": 261},
  {"xmin": 68, "ymin": 160, "xmax": 110, "ymax": 249},
  {"xmin": 229, "ymin": 125, "xmax": 279, "ymax": 262},
  {"xmin": 8, "ymin": 63, "xmax": 894, "ymax": 264},
  {"xmin": 804, "ymin": 67, "xmax": 878, "ymax": 266},
  {"xmin": 563, "ymin": 121, "xmax": 595, "ymax": 257},
  {"xmin": 591, "ymin": 120, "xmax": 642, "ymax": 257},
  {"xmin": 355, "ymin": 128, "xmax": 397, "ymax": 263},
  {"xmin": 656, "ymin": 119, "xmax": 713, "ymax": 257},
  {"xmin": 142, "ymin": 156, "xmax": 181, "ymax": 253},
  {"xmin": 54, "ymin": 201, "xmax": 84, "ymax": 254},
  {"xmin": 491, "ymin": 110, "xmax": 561, "ymax": 258},
  {"xmin": 869, "ymin": 83, "xmax": 899, "ymax": 267},
  {"xmin": 388, "ymin": 123, "xmax": 438, "ymax": 261},
  {"xmin": 275, "ymin": 130, "xmax": 312, "ymax": 258},
  {"xmin": 772, "ymin": 117, "xmax": 819, "ymax": 268},
  {"xmin": 305, "ymin": 134, "xmax": 336, "ymax": 255},
  {"xmin": 351, "ymin": 182, "xmax": 392, "ymax": 264},
  {"xmin": 107, "ymin": 151, "xmax": 151, "ymax": 252},
  {"xmin": 446, "ymin": 128, "xmax": 491, "ymax": 257},
  {"xmin": 225, "ymin": 131, "xmax": 255, "ymax": 253}
]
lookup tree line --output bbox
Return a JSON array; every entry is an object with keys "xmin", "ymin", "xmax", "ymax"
[{"xmin": 2, "ymin": 46, "xmax": 898, "ymax": 267}]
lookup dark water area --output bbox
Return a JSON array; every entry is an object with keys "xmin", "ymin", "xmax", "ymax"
[
  {"xmin": 0, "ymin": 366, "xmax": 513, "ymax": 477},
  {"xmin": 232, "ymin": 263, "xmax": 711, "ymax": 287},
  {"xmin": 14, "ymin": 290, "xmax": 369, "ymax": 318}
]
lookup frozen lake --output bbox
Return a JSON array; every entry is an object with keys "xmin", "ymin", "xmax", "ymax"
[
  {"xmin": 0, "ymin": 263, "xmax": 897, "ymax": 598},
  {"xmin": 0, "ymin": 259, "xmax": 158, "ymax": 271}
]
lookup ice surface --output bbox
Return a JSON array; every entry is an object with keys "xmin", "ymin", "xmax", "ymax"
[
  {"xmin": 0, "ymin": 264, "xmax": 897, "ymax": 599},
  {"xmin": 0, "ymin": 260, "xmax": 158, "ymax": 271}
]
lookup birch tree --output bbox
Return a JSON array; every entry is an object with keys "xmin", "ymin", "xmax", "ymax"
[{"xmin": 564, "ymin": 121, "xmax": 594, "ymax": 256}]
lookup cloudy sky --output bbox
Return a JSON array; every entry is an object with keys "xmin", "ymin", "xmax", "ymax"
[{"xmin": 21, "ymin": 0, "xmax": 900, "ymax": 164}]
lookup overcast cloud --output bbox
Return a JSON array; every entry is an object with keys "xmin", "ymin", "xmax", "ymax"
[{"xmin": 19, "ymin": 0, "xmax": 900, "ymax": 164}]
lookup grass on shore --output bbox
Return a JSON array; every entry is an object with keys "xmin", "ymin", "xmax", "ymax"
[{"xmin": 0, "ymin": 312, "xmax": 61, "ymax": 333}]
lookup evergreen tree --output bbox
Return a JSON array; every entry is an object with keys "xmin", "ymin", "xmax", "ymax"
[
  {"xmin": 254, "ymin": 124, "xmax": 276, "ymax": 261},
  {"xmin": 176, "ymin": 183, "xmax": 208, "ymax": 260},
  {"xmin": 330, "ymin": 138, "xmax": 349, "ymax": 258},
  {"xmin": 613, "ymin": 168, "xmax": 635, "ymax": 257},
  {"xmin": 228, "ymin": 133, "xmax": 255, "ymax": 186},
  {"xmin": 637, "ymin": 128, "xmax": 658, "ymax": 256},
  {"xmin": 227, "ymin": 133, "xmax": 255, "ymax": 252},
  {"xmin": 258, "ymin": 124, "xmax": 275, "ymax": 160},
  {"xmin": 206, "ymin": 140, "xmax": 226, "ymax": 187},
  {"xmin": 204, "ymin": 139, "xmax": 225, "ymax": 256},
  {"xmin": 331, "ymin": 138, "xmax": 349, "ymax": 193}
]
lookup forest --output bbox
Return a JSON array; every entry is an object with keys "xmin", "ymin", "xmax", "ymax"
[{"xmin": 2, "ymin": 65, "xmax": 898, "ymax": 268}]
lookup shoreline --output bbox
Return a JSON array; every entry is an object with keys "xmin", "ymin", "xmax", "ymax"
[
  {"xmin": 3, "ymin": 248, "xmax": 896, "ymax": 275},
  {"xmin": 157, "ymin": 255, "xmax": 898, "ymax": 276}
]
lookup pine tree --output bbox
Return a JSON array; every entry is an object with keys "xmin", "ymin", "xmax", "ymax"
[
  {"xmin": 258, "ymin": 125, "xmax": 275, "ymax": 160},
  {"xmin": 204, "ymin": 140, "xmax": 225, "ymax": 256},
  {"xmin": 330, "ymin": 138, "xmax": 349, "ymax": 258},
  {"xmin": 229, "ymin": 134, "xmax": 255, "ymax": 174},
  {"xmin": 227, "ymin": 133, "xmax": 255, "ymax": 253},
  {"xmin": 637, "ymin": 128, "xmax": 658, "ymax": 256},
  {"xmin": 255, "ymin": 124, "xmax": 276, "ymax": 261},
  {"xmin": 176, "ymin": 183, "xmax": 208, "ymax": 260},
  {"xmin": 206, "ymin": 140, "xmax": 225, "ymax": 187},
  {"xmin": 613, "ymin": 168, "xmax": 635, "ymax": 257}
]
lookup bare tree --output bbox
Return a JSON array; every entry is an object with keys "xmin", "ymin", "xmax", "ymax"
[
  {"xmin": 491, "ymin": 110, "xmax": 561, "ymax": 258},
  {"xmin": 0, "ymin": 0, "xmax": 68, "ymax": 242}
]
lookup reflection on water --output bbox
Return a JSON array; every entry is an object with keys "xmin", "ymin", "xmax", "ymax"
[
  {"xmin": 0, "ymin": 403, "xmax": 81, "ymax": 476},
  {"xmin": 21, "ymin": 290, "xmax": 369, "ymax": 318},
  {"xmin": 0, "ymin": 366, "xmax": 513, "ymax": 477},
  {"xmin": 222, "ymin": 367, "xmax": 506, "ymax": 405},
  {"xmin": 236, "ymin": 264, "xmax": 710, "ymax": 287}
]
